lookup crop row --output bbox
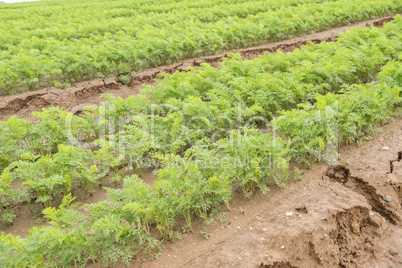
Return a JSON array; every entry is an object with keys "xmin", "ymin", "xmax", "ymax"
[
  {"xmin": 0, "ymin": 18, "xmax": 402, "ymax": 267},
  {"xmin": 1, "ymin": 0, "xmax": 402, "ymax": 94}
]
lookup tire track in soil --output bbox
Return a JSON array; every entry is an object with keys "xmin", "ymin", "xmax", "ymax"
[{"xmin": 0, "ymin": 15, "xmax": 398, "ymax": 121}]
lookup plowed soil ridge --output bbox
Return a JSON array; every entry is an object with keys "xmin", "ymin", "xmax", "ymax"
[{"xmin": 0, "ymin": 15, "xmax": 397, "ymax": 121}]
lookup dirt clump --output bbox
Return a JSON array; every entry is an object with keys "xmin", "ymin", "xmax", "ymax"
[{"xmin": 259, "ymin": 262, "xmax": 299, "ymax": 268}]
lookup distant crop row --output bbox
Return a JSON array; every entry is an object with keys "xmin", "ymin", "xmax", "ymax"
[
  {"xmin": 0, "ymin": 0, "xmax": 402, "ymax": 94},
  {"xmin": 0, "ymin": 17, "xmax": 401, "ymax": 267}
]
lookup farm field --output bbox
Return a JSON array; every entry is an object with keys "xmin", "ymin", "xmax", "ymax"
[
  {"xmin": 0, "ymin": 10, "xmax": 402, "ymax": 267},
  {"xmin": 1, "ymin": 0, "xmax": 402, "ymax": 95},
  {"xmin": 0, "ymin": 15, "xmax": 397, "ymax": 122}
]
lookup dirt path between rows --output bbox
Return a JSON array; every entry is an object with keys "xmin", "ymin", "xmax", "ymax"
[
  {"xmin": 0, "ymin": 14, "xmax": 398, "ymax": 122},
  {"xmin": 132, "ymin": 117, "xmax": 402, "ymax": 268}
]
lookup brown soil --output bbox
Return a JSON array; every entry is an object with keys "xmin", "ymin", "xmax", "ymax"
[
  {"xmin": 0, "ymin": 15, "xmax": 398, "ymax": 122},
  {"xmin": 130, "ymin": 117, "xmax": 402, "ymax": 268}
]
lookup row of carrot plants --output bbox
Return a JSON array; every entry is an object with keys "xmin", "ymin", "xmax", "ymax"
[
  {"xmin": 0, "ymin": 18, "xmax": 401, "ymax": 266},
  {"xmin": 1, "ymin": 0, "xmax": 402, "ymax": 94}
]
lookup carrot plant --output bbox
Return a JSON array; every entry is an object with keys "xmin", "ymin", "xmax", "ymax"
[
  {"xmin": 273, "ymin": 83, "xmax": 401, "ymax": 165},
  {"xmin": 216, "ymin": 128, "xmax": 290, "ymax": 196},
  {"xmin": 0, "ymin": 232, "xmax": 28, "ymax": 267},
  {"xmin": 2, "ymin": 144, "xmax": 103, "ymax": 209},
  {"xmin": 0, "ymin": 168, "xmax": 18, "ymax": 225},
  {"xmin": 0, "ymin": 116, "xmax": 32, "ymax": 172},
  {"xmin": 378, "ymin": 58, "xmax": 402, "ymax": 87}
]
